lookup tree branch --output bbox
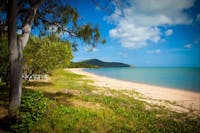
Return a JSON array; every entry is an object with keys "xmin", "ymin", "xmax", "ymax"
[
  {"xmin": 18, "ymin": 0, "xmax": 43, "ymax": 48},
  {"xmin": 31, "ymin": 0, "xmax": 43, "ymax": 9},
  {"xmin": 38, "ymin": 16, "xmax": 78, "ymax": 37},
  {"xmin": 17, "ymin": 0, "xmax": 25, "ymax": 13}
]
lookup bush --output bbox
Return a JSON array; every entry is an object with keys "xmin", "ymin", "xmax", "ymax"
[{"xmin": 11, "ymin": 90, "xmax": 50, "ymax": 132}]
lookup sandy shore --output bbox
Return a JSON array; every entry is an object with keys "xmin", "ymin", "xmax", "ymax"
[{"xmin": 67, "ymin": 68, "xmax": 200, "ymax": 115}]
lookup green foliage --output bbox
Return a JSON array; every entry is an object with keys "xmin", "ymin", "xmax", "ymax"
[
  {"xmin": 11, "ymin": 90, "xmax": 50, "ymax": 133},
  {"xmin": 34, "ymin": 1, "xmax": 106, "ymax": 47},
  {"xmin": 77, "ymin": 24, "xmax": 101, "ymax": 46},
  {"xmin": 51, "ymin": 69, "xmax": 94, "ymax": 91},
  {"xmin": 68, "ymin": 62, "xmax": 100, "ymax": 68},
  {"xmin": 82, "ymin": 59, "xmax": 131, "ymax": 67},
  {"xmin": 23, "ymin": 35, "xmax": 73, "ymax": 77},
  {"xmin": 68, "ymin": 59, "xmax": 131, "ymax": 68},
  {"xmin": 0, "ymin": 35, "xmax": 9, "ymax": 82}
]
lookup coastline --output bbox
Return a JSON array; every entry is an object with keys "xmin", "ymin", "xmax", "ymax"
[{"xmin": 67, "ymin": 68, "xmax": 200, "ymax": 115}]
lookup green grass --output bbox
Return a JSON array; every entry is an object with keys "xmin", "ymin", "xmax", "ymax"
[
  {"xmin": 0, "ymin": 69, "xmax": 200, "ymax": 132},
  {"xmin": 51, "ymin": 69, "xmax": 95, "ymax": 91}
]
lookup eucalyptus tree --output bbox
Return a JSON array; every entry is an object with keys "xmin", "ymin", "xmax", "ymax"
[{"xmin": 0, "ymin": 0, "xmax": 105, "ymax": 118}]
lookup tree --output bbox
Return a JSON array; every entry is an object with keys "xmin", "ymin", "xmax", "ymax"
[
  {"xmin": 0, "ymin": 0, "xmax": 105, "ymax": 118},
  {"xmin": 23, "ymin": 35, "xmax": 73, "ymax": 80}
]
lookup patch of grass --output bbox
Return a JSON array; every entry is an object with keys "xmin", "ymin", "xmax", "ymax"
[
  {"xmin": 76, "ymin": 90, "xmax": 200, "ymax": 132},
  {"xmin": 51, "ymin": 69, "xmax": 95, "ymax": 91},
  {"xmin": 0, "ymin": 69, "xmax": 200, "ymax": 132}
]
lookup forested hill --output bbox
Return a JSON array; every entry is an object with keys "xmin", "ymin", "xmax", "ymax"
[{"xmin": 81, "ymin": 59, "xmax": 131, "ymax": 67}]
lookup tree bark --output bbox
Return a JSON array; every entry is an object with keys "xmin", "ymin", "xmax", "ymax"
[
  {"xmin": 8, "ymin": 0, "xmax": 22, "ymax": 118},
  {"xmin": 8, "ymin": 0, "xmax": 42, "ymax": 118}
]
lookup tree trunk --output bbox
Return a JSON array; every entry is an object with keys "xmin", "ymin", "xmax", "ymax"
[
  {"xmin": 8, "ymin": 0, "xmax": 22, "ymax": 118},
  {"xmin": 8, "ymin": 0, "xmax": 42, "ymax": 118}
]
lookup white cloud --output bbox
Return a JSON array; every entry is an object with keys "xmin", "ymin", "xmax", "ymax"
[
  {"xmin": 196, "ymin": 13, "xmax": 200, "ymax": 22},
  {"xmin": 146, "ymin": 49, "xmax": 161, "ymax": 54},
  {"xmin": 184, "ymin": 44, "xmax": 192, "ymax": 49},
  {"xmin": 107, "ymin": 0, "xmax": 195, "ymax": 48},
  {"xmin": 165, "ymin": 29, "xmax": 173, "ymax": 36},
  {"xmin": 104, "ymin": 8, "xmax": 122, "ymax": 24},
  {"xmin": 109, "ymin": 20, "xmax": 161, "ymax": 48}
]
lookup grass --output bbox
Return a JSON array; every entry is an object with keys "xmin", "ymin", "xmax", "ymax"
[{"xmin": 0, "ymin": 69, "xmax": 200, "ymax": 132}]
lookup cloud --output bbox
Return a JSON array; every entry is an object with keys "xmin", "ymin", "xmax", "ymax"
[
  {"xmin": 107, "ymin": 0, "xmax": 195, "ymax": 48},
  {"xmin": 184, "ymin": 44, "xmax": 192, "ymax": 49},
  {"xmin": 165, "ymin": 29, "xmax": 173, "ymax": 36},
  {"xmin": 196, "ymin": 13, "xmax": 200, "ymax": 22},
  {"xmin": 146, "ymin": 49, "xmax": 161, "ymax": 54},
  {"xmin": 109, "ymin": 20, "xmax": 161, "ymax": 48}
]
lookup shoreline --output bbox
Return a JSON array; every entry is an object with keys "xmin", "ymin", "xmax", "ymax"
[
  {"xmin": 84, "ymin": 68, "xmax": 200, "ymax": 93},
  {"xmin": 67, "ymin": 68, "xmax": 200, "ymax": 115}
]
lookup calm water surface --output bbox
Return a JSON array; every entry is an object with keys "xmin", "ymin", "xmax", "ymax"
[{"xmin": 84, "ymin": 67, "xmax": 200, "ymax": 92}]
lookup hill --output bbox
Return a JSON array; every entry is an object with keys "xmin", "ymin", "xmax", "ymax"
[
  {"xmin": 81, "ymin": 59, "xmax": 131, "ymax": 67},
  {"xmin": 68, "ymin": 62, "xmax": 99, "ymax": 68}
]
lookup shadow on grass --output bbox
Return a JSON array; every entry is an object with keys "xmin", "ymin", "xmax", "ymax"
[
  {"xmin": 0, "ymin": 84, "xmax": 75, "ymax": 132},
  {"xmin": 24, "ymin": 81, "xmax": 53, "ymax": 87},
  {"xmin": 0, "ymin": 84, "xmax": 9, "ymax": 109},
  {"xmin": 43, "ymin": 91, "xmax": 74, "ymax": 106},
  {"xmin": 0, "ymin": 85, "xmax": 10, "ymax": 132}
]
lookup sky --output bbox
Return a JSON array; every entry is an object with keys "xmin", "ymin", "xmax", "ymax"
[{"xmin": 67, "ymin": 0, "xmax": 200, "ymax": 67}]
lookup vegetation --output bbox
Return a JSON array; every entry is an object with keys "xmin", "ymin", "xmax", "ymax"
[
  {"xmin": 0, "ymin": 0, "xmax": 105, "ymax": 118},
  {"xmin": 0, "ymin": 69, "xmax": 199, "ymax": 132},
  {"xmin": 0, "ymin": 34, "xmax": 73, "ymax": 82},
  {"xmin": 82, "ymin": 59, "xmax": 131, "ymax": 67},
  {"xmin": 68, "ymin": 62, "xmax": 99, "ymax": 68},
  {"xmin": 23, "ymin": 34, "xmax": 73, "ymax": 80},
  {"xmin": 0, "ymin": 35, "xmax": 9, "ymax": 83},
  {"xmin": 68, "ymin": 59, "xmax": 132, "ymax": 68}
]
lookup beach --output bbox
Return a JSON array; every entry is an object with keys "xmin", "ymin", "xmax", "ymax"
[{"xmin": 68, "ymin": 68, "xmax": 200, "ymax": 116}]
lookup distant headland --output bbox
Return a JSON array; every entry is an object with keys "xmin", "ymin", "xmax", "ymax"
[{"xmin": 69, "ymin": 59, "xmax": 132, "ymax": 68}]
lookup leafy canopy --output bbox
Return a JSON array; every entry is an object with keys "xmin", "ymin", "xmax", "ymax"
[
  {"xmin": 0, "ymin": 0, "xmax": 106, "ymax": 48},
  {"xmin": 23, "ymin": 34, "xmax": 73, "ymax": 77}
]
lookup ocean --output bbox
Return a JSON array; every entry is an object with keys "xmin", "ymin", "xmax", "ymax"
[{"xmin": 84, "ymin": 67, "xmax": 200, "ymax": 92}]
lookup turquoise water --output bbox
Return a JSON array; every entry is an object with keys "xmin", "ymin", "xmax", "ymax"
[{"xmin": 84, "ymin": 67, "xmax": 200, "ymax": 92}]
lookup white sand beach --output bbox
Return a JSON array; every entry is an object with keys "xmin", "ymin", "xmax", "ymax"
[{"xmin": 68, "ymin": 68, "xmax": 200, "ymax": 116}]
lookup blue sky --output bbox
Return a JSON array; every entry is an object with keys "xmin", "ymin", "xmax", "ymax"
[{"xmin": 68, "ymin": 0, "xmax": 200, "ymax": 67}]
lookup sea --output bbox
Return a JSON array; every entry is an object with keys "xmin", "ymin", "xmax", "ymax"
[{"xmin": 84, "ymin": 67, "xmax": 200, "ymax": 92}]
